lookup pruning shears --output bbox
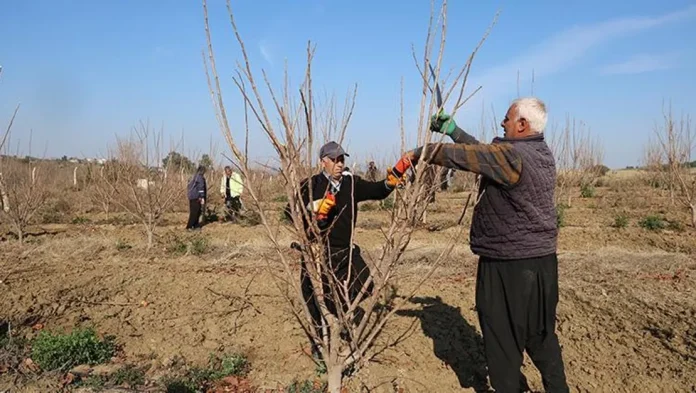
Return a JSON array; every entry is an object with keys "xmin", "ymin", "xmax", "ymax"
[{"xmin": 428, "ymin": 63, "xmax": 444, "ymax": 116}]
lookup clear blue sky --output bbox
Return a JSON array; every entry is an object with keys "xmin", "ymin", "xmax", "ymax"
[{"xmin": 1, "ymin": 0, "xmax": 695, "ymax": 169}]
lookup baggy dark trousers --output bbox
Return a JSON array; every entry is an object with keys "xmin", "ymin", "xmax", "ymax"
[
  {"xmin": 186, "ymin": 199, "xmax": 202, "ymax": 229},
  {"xmin": 300, "ymin": 245, "xmax": 373, "ymax": 332},
  {"xmin": 224, "ymin": 196, "xmax": 242, "ymax": 221},
  {"xmin": 476, "ymin": 253, "xmax": 570, "ymax": 393}
]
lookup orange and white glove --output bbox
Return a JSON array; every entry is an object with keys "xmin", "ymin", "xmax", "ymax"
[
  {"xmin": 386, "ymin": 167, "xmax": 409, "ymax": 188},
  {"xmin": 391, "ymin": 154, "xmax": 413, "ymax": 177},
  {"xmin": 312, "ymin": 192, "xmax": 336, "ymax": 220}
]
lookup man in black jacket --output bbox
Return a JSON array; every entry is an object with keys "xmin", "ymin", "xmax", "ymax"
[{"xmin": 286, "ymin": 141, "xmax": 405, "ymax": 348}]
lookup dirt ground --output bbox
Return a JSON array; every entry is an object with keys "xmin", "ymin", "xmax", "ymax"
[{"xmin": 1, "ymin": 184, "xmax": 695, "ymax": 392}]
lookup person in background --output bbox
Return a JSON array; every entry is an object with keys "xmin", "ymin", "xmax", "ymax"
[
  {"xmin": 365, "ymin": 161, "xmax": 378, "ymax": 182},
  {"xmin": 220, "ymin": 165, "xmax": 244, "ymax": 222},
  {"xmin": 186, "ymin": 165, "xmax": 207, "ymax": 230}
]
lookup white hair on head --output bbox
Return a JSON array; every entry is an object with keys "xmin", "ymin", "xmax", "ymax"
[{"xmin": 512, "ymin": 97, "xmax": 547, "ymax": 133}]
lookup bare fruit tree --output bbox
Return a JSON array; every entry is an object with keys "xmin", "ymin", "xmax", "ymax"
[
  {"xmin": 550, "ymin": 115, "xmax": 605, "ymax": 207},
  {"xmin": 89, "ymin": 163, "xmax": 117, "ymax": 219},
  {"xmin": 647, "ymin": 105, "xmax": 695, "ymax": 226},
  {"xmin": 0, "ymin": 105, "xmax": 19, "ymax": 213},
  {"xmin": 202, "ymin": 0, "xmax": 494, "ymax": 390},
  {"xmin": 0, "ymin": 105, "xmax": 51, "ymax": 243},
  {"xmin": 0, "ymin": 157, "xmax": 50, "ymax": 243},
  {"xmin": 102, "ymin": 122, "xmax": 181, "ymax": 249}
]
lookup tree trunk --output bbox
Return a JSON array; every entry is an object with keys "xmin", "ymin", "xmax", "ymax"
[
  {"xmin": 326, "ymin": 364, "xmax": 343, "ymax": 393},
  {"xmin": 0, "ymin": 172, "xmax": 9, "ymax": 212},
  {"xmin": 147, "ymin": 229, "xmax": 153, "ymax": 250},
  {"xmin": 691, "ymin": 204, "xmax": 696, "ymax": 228},
  {"xmin": 16, "ymin": 225, "xmax": 23, "ymax": 244}
]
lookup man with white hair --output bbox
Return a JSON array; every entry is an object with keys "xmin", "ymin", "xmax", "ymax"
[{"xmin": 398, "ymin": 97, "xmax": 569, "ymax": 392}]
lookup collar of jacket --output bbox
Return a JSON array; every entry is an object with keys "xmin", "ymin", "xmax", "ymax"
[
  {"xmin": 321, "ymin": 170, "xmax": 342, "ymax": 194},
  {"xmin": 493, "ymin": 133, "xmax": 545, "ymax": 144}
]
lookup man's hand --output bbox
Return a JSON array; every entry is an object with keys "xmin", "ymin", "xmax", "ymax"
[
  {"xmin": 392, "ymin": 154, "xmax": 414, "ymax": 177},
  {"xmin": 199, "ymin": 198, "xmax": 205, "ymax": 205},
  {"xmin": 312, "ymin": 192, "xmax": 336, "ymax": 219},
  {"xmin": 430, "ymin": 112, "xmax": 457, "ymax": 135},
  {"xmin": 386, "ymin": 167, "xmax": 409, "ymax": 188}
]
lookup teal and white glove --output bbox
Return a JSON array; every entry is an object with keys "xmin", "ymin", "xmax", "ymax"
[{"xmin": 429, "ymin": 112, "xmax": 457, "ymax": 136}]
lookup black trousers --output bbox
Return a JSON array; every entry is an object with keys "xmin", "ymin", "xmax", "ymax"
[
  {"xmin": 186, "ymin": 199, "xmax": 202, "ymax": 229},
  {"xmin": 300, "ymin": 245, "xmax": 373, "ymax": 333},
  {"xmin": 224, "ymin": 196, "xmax": 242, "ymax": 221},
  {"xmin": 476, "ymin": 253, "xmax": 569, "ymax": 393}
]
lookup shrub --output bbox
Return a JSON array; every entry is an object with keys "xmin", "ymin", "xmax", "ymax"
[
  {"xmin": 556, "ymin": 204, "xmax": 568, "ymax": 228},
  {"xmin": 639, "ymin": 215, "xmax": 666, "ymax": 231},
  {"xmin": 31, "ymin": 327, "xmax": 116, "ymax": 371},
  {"xmin": 115, "ymin": 239, "xmax": 132, "ymax": 251},
  {"xmin": 580, "ymin": 184, "xmax": 595, "ymax": 198},
  {"xmin": 166, "ymin": 234, "xmax": 210, "ymax": 256},
  {"xmin": 591, "ymin": 164, "xmax": 611, "ymax": 177},
  {"xmin": 612, "ymin": 213, "xmax": 629, "ymax": 228},
  {"xmin": 72, "ymin": 216, "xmax": 91, "ymax": 225},
  {"xmin": 189, "ymin": 236, "xmax": 209, "ymax": 255},
  {"xmin": 166, "ymin": 236, "xmax": 189, "ymax": 255}
]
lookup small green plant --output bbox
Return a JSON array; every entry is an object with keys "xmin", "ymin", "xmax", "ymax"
[
  {"xmin": 166, "ymin": 236, "xmax": 189, "ymax": 255},
  {"xmin": 215, "ymin": 353, "xmax": 249, "ymax": 377},
  {"xmin": 612, "ymin": 213, "xmax": 629, "ymax": 229},
  {"xmin": 80, "ymin": 375, "xmax": 106, "ymax": 390},
  {"xmin": 112, "ymin": 364, "xmax": 146, "ymax": 386},
  {"xmin": 556, "ymin": 203, "xmax": 568, "ymax": 228},
  {"xmin": 78, "ymin": 365, "xmax": 146, "ymax": 390},
  {"xmin": 189, "ymin": 236, "xmax": 209, "ymax": 256},
  {"xmin": 162, "ymin": 352, "xmax": 249, "ymax": 393},
  {"xmin": 639, "ymin": 215, "xmax": 666, "ymax": 231},
  {"xmin": 71, "ymin": 216, "xmax": 91, "ymax": 225},
  {"xmin": 273, "ymin": 194, "xmax": 289, "ymax": 203},
  {"xmin": 286, "ymin": 379, "xmax": 327, "ymax": 393},
  {"xmin": 580, "ymin": 184, "xmax": 595, "ymax": 198},
  {"xmin": 166, "ymin": 233, "xmax": 210, "ymax": 256},
  {"xmin": 31, "ymin": 327, "xmax": 116, "ymax": 371},
  {"xmin": 163, "ymin": 378, "xmax": 196, "ymax": 393},
  {"xmin": 115, "ymin": 239, "xmax": 132, "ymax": 251}
]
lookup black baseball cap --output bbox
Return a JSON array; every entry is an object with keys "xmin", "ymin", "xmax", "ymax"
[{"xmin": 319, "ymin": 141, "xmax": 349, "ymax": 159}]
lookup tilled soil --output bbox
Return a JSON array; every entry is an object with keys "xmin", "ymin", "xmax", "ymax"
[{"xmin": 1, "ymin": 216, "xmax": 695, "ymax": 392}]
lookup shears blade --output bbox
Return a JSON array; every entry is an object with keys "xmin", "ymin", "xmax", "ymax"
[{"xmin": 428, "ymin": 63, "xmax": 443, "ymax": 109}]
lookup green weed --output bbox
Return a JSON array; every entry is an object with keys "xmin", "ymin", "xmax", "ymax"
[{"xmin": 31, "ymin": 327, "xmax": 116, "ymax": 371}]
